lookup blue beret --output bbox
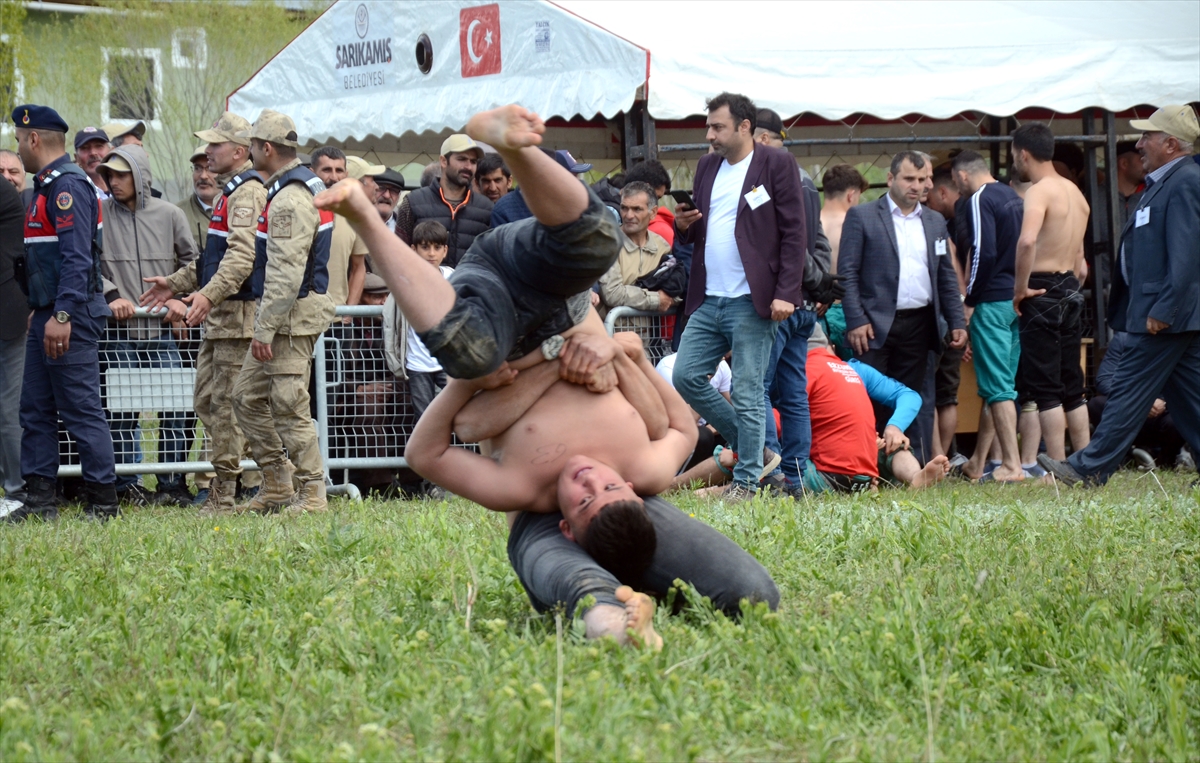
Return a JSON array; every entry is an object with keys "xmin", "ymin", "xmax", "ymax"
[{"xmin": 11, "ymin": 104, "xmax": 69, "ymax": 133}]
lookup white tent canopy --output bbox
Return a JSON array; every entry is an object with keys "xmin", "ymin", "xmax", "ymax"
[{"xmin": 229, "ymin": 0, "xmax": 1200, "ymax": 142}]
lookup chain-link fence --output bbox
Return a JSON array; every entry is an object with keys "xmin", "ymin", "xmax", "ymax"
[{"xmin": 52, "ymin": 305, "xmax": 678, "ymax": 493}]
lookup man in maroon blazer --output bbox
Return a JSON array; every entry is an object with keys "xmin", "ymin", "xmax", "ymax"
[{"xmin": 674, "ymin": 92, "xmax": 807, "ymax": 501}]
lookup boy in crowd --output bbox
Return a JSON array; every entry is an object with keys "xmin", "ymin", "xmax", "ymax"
[{"xmin": 403, "ymin": 221, "xmax": 454, "ymax": 418}]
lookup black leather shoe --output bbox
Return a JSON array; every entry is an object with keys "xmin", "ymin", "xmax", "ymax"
[
  {"xmin": 3, "ymin": 475, "xmax": 58, "ymax": 523},
  {"xmin": 84, "ymin": 482, "xmax": 122, "ymax": 523}
]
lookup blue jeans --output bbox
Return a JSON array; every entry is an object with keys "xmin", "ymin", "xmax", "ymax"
[
  {"xmin": 101, "ymin": 328, "xmax": 190, "ymax": 490},
  {"xmin": 674, "ymin": 295, "xmax": 778, "ymax": 490},
  {"xmin": 764, "ymin": 310, "xmax": 817, "ymax": 482}
]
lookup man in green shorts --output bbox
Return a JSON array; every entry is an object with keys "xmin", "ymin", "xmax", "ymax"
[{"xmin": 951, "ymin": 151, "xmax": 1025, "ymax": 482}]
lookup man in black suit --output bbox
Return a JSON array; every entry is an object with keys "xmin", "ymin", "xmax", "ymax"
[
  {"xmin": 0, "ymin": 171, "xmax": 29, "ymax": 511},
  {"xmin": 1040, "ymin": 104, "xmax": 1200, "ymax": 486},
  {"xmin": 837, "ymin": 151, "xmax": 967, "ymax": 463},
  {"xmin": 673, "ymin": 93, "xmax": 807, "ymax": 501}
]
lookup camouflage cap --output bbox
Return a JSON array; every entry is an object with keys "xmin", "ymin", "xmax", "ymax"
[
  {"xmin": 237, "ymin": 109, "xmax": 301, "ymax": 148},
  {"xmin": 195, "ymin": 111, "xmax": 251, "ymax": 146},
  {"xmin": 189, "ymin": 144, "xmax": 208, "ymax": 163}
]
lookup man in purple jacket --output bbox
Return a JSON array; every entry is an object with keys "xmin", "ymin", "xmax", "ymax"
[{"xmin": 673, "ymin": 92, "xmax": 807, "ymax": 501}]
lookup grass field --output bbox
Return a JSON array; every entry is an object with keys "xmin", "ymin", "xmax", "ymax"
[{"xmin": 1, "ymin": 471, "xmax": 1197, "ymax": 762}]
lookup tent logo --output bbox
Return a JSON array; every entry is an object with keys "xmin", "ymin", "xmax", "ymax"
[
  {"xmin": 460, "ymin": 4, "xmax": 501, "ymax": 78},
  {"xmin": 355, "ymin": 4, "xmax": 369, "ymax": 39}
]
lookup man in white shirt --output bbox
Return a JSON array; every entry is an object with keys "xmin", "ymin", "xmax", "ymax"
[
  {"xmin": 673, "ymin": 92, "xmax": 808, "ymax": 501},
  {"xmin": 837, "ymin": 151, "xmax": 967, "ymax": 463}
]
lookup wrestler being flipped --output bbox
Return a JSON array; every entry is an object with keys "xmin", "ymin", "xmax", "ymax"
[{"xmin": 315, "ymin": 105, "xmax": 778, "ymax": 649}]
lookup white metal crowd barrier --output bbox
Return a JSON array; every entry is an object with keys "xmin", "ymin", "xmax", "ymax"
[{"xmin": 53, "ymin": 305, "xmax": 679, "ymax": 491}]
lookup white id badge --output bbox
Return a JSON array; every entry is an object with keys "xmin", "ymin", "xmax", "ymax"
[
  {"xmin": 744, "ymin": 185, "xmax": 771, "ymax": 210},
  {"xmin": 1135, "ymin": 207, "xmax": 1150, "ymax": 227},
  {"xmin": 935, "ymin": 238, "xmax": 948, "ymax": 255}
]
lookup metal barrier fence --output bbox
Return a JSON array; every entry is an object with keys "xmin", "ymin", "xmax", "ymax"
[
  {"xmin": 54, "ymin": 305, "xmax": 678, "ymax": 494},
  {"xmin": 602, "ymin": 306, "xmax": 677, "ymax": 367}
]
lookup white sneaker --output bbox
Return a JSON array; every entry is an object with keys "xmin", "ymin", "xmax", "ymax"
[{"xmin": 0, "ymin": 497, "xmax": 25, "ymax": 519}]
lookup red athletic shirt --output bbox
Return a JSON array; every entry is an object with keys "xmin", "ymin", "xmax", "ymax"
[{"xmin": 806, "ymin": 347, "xmax": 879, "ymax": 477}]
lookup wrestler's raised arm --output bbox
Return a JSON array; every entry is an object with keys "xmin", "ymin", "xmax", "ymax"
[
  {"xmin": 405, "ymin": 367, "xmax": 546, "ymax": 512},
  {"xmin": 611, "ymin": 333, "xmax": 699, "ymax": 493}
]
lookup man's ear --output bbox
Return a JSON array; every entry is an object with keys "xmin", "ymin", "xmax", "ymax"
[{"xmin": 559, "ymin": 517, "xmax": 577, "ymax": 543}]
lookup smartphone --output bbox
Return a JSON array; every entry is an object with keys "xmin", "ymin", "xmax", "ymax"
[{"xmin": 670, "ymin": 190, "xmax": 696, "ymax": 210}]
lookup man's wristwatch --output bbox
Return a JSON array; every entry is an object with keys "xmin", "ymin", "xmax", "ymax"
[
  {"xmin": 54, "ymin": 310, "xmax": 70, "ymax": 324},
  {"xmin": 541, "ymin": 334, "xmax": 565, "ymax": 361}
]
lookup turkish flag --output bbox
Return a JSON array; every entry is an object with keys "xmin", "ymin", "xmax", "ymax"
[{"xmin": 460, "ymin": 4, "xmax": 501, "ymax": 78}]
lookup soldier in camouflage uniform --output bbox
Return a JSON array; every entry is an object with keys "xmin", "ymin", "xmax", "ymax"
[
  {"xmin": 140, "ymin": 112, "xmax": 265, "ymax": 514},
  {"xmin": 232, "ymin": 110, "xmax": 335, "ymax": 515}
]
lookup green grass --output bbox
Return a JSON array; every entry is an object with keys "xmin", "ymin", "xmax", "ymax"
[{"xmin": 2, "ymin": 472, "xmax": 1198, "ymax": 762}]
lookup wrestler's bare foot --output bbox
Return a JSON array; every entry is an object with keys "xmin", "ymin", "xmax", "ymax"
[
  {"xmin": 313, "ymin": 178, "xmax": 376, "ymax": 223},
  {"xmin": 465, "ymin": 105, "xmax": 546, "ymax": 151},
  {"xmin": 910, "ymin": 454, "xmax": 950, "ymax": 489},
  {"xmin": 616, "ymin": 585, "xmax": 663, "ymax": 651},
  {"xmin": 693, "ymin": 482, "xmax": 732, "ymax": 497},
  {"xmin": 986, "ymin": 466, "xmax": 1026, "ymax": 483}
]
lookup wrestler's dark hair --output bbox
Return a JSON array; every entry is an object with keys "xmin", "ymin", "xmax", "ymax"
[
  {"xmin": 1011, "ymin": 122, "xmax": 1056, "ymax": 162},
  {"xmin": 822, "ymin": 163, "xmax": 868, "ymax": 197},
  {"xmin": 580, "ymin": 499, "xmax": 656, "ymax": 586},
  {"xmin": 412, "ymin": 219, "xmax": 448, "ymax": 248},
  {"xmin": 625, "ymin": 159, "xmax": 671, "ymax": 193},
  {"xmin": 477, "ymin": 152, "xmax": 510, "ymax": 179},
  {"xmin": 931, "ymin": 165, "xmax": 957, "ymax": 189},
  {"xmin": 952, "ymin": 150, "xmax": 989, "ymax": 175}
]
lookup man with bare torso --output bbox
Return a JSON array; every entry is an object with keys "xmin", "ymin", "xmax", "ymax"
[
  {"xmin": 314, "ymin": 105, "xmax": 778, "ymax": 648},
  {"xmin": 1011, "ymin": 123, "xmax": 1091, "ymax": 462}
]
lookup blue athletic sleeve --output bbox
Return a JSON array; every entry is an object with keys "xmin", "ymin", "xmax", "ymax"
[
  {"xmin": 850, "ymin": 358, "xmax": 922, "ymax": 432},
  {"xmin": 52, "ymin": 174, "xmax": 98, "ymax": 315},
  {"xmin": 965, "ymin": 185, "xmax": 996, "ymax": 307}
]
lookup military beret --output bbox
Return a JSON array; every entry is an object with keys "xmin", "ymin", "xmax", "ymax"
[{"xmin": 12, "ymin": 104, "xmax": 69, "ymax": 133}]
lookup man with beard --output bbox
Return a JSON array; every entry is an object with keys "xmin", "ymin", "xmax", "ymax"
[
  {"xmin": 73, "ymin": 127, "xmax": 110, "ymax": 199},
  {"xmin": 177, "ymin": 145, "xmax": 217, "ymax": 249},
  {"xmin": 393, "ymin": 134, "xmax": 493, "ymax": 267}
]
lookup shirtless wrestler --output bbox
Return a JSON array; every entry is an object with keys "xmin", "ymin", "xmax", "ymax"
[
  {"xmin": 1011, "ymin": 123, "xmax": 1091, "ymax": 461},
  {"xmin": 315, "ymin": 106, "xmax": 777, "ymax": 648}
]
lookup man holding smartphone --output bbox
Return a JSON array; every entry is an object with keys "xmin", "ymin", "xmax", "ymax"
[{"xmin": 672, "ymin": 92, "xmax": 808, "ymax": 502}]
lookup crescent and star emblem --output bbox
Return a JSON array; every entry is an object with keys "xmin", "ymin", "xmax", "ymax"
[{"xmin": 466, "ymin": 19, "xmax": 493, "ymax": 64}]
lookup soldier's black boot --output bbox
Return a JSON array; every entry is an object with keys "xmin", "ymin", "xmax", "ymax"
[
  {"xmin": 2, "ymin": 475, "xmax": 58, "ymax": 523},
  {"xmin": 83, "ymin": 482, "xmax": 121, "ymax": 523}
]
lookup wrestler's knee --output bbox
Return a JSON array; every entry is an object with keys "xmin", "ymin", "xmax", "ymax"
[{"xmin": 707, "ymin": 563, "xmax": 781, "ymax": 615}]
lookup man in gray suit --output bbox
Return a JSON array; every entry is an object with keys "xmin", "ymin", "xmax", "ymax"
[
  {"xmin": 1040, "ymin": 105, "xmax": 1200, "ymax": 486},
  {"xmin": 837, "ymin": 151, "xmax": 967, "ymax": 462},
  {"xmin": 0, "ymin": 171, "xmax": 29, "ymax": 509}
]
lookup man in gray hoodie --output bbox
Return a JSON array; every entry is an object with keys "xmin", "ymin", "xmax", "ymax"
[{"xmin": 97, "ymin": 144, "xmax": 198, "ymax": 506}]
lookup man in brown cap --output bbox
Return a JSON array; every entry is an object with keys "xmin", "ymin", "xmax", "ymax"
[
  {"xmin": 1039, "ymin": 105, "xmax": 1200, "ymax": 487},
  {"xmin": 140, "ymin": 111, "xmax": 266, "ymax": 514},
  {"xmin": 177, "ymin": 145, "xmax": 216, "ymax": 249},
  {"xmin": 232, "ymin": 109, "xmax": 334, "ymax": 515}
]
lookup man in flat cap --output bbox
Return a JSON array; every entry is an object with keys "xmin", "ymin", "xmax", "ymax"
[
  {"xmin": 1040, "ymin": 105, "xmax": 1200, "ymax": 487},
  {"xmin": 141, "ymin": 112, "xmax": 267, "ymax": 514},
  {"xmin": 233, "ymin": 109, "xmax": 334, "ymax": 515},
  {"xmin": 4, "ymin": 104, "xmax": 118, "ymax": 522},
  {"xmin": 73, "ymin": 126, "xmax": 111, "ymax": 199}
]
